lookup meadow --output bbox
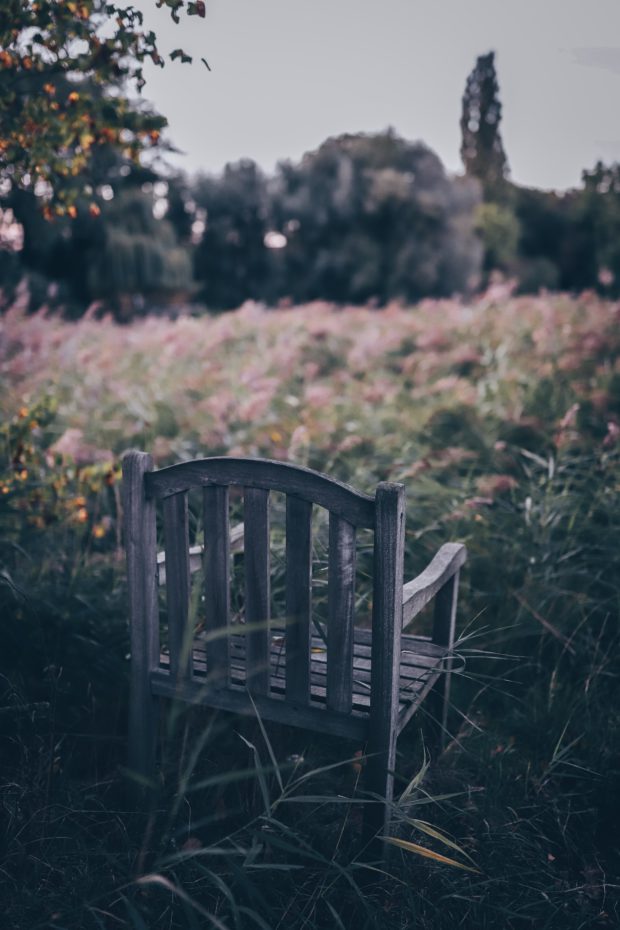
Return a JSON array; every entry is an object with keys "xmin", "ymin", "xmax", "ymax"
[{"xmin": 1, "ymin": 289, "xmax": 619, "ymax": 928}]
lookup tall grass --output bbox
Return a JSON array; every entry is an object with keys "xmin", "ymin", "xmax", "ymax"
[{"xmin": 1, "ymin": 293, "xmax": 619, "ymax": 926}]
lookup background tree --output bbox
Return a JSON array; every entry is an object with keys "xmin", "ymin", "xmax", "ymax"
[
  {"xmin": 188, "ymin": 132, "xmax": 483, "ymax": 310},
  {"xmin": 577, "ymin": 161, "xmax": 620, "ymax": 294},
  {"xmin": 0, "ymin": 1, "xmax": 204, "ymax": 315},
  {"xmin": 165, "ymin": 172, "xmax": 197, "ymax": 246},
  {"xmin": 193, "ymin": 160, "xmax": 271, "ymax": 310},
  {"xmin": 86, "ymin": 185, "xmax": 194, "ymax": 317},
  {"xmin": 2, "ymin": 144, "xmax": 194, "ymax": 316},
  {"xmin": 460, "ymin": 51, "xmax": 509, "ymax": 202},
  {"xmin": 460, "ymin": 51, "xmax": 520, "ymax": 280},
  {"xmin": 269, "ymin": 131, "xmax": 482, "ymax": 304},
  {"xmin": 513, "ymin": 185, "xmax": 593, "ymax": 293}
]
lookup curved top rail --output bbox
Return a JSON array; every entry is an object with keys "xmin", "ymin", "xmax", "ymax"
[{"xmin": 144, "ymin": 457, "xmax": 376, "ymax": 527}]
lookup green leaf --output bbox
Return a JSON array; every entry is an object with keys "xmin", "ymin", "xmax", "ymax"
[
  {"xmin": 170, "ymin": 48, "xmax": 193, "ymax": 64},
  {"xmin": 188, "ymin": 1, "xmax": 206, "ymax": 17}
]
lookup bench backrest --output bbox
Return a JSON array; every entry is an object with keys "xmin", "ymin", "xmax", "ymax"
[{"xmin": 123, "ymin": 453, "xmax": 405, "ymax": 721}]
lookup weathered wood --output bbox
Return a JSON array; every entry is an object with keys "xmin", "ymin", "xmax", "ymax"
[
  {"xmin": 163, "ymin": 492, "xmax": 192, "ymax": 682},
  {"xmin": 244, "ymin": 487, "xmax": 271, "ymax": 695},
  {"xmin": 229, "ymin": 660, "xmax": 430, "ymax": 705},
  {"xmin": 327, "ymin": 514, "xmax": 356, "ymax": 714},
  {"xmin": 123, "ymin": 451, "xmax": 159, "ymax": 783},
  {"xmin": 203, "ymin": 485, "xmax": 230, "ymax": 688},
  {"xmin": 126, "ymin": 449, "xmax": 466, "ymax": 856},
  {"xmin": 145, "ymin": 457, "xmax": 375, "ymax": 528},
  {"xmin": 427, "ymin": 570, "xmax": 460, "ymax": 750},
  {"xmin": 285, "ymin": 496, "xmax": 313, "ymax": 703},
  {"xmin": 228, "ymin": 636, "xmax": 439, "ymax": 686},
  {"xmin": 160, "ymin": 633, "xmax": 437, "ymax": 713},
  {"xmin": 402, "ymin": 543, "xmax": 466, "ymax": 627},
  {"xmin": 432, "ymin": 571, "xmax": 460, "ymax": 650},
  {"xmin": 150, "ymin": 668, "xmax": 369, "ymax": 741},
  {"xmin": 365, "ymin": 482, "xmax": 406, "ymax": 849}
]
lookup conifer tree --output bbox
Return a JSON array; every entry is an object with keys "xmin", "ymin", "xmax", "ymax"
[{"xmin": 460, "ymin": 52, "xmax": 509, "ymax": 200}]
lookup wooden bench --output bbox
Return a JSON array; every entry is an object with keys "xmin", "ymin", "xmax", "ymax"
[{"xmin": 123, "ymin": 453, "xmax": 466, "ymax": 845}]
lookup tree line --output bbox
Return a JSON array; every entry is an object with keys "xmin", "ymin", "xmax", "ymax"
[{"xmin": 2, "ymin": 44, "xmax": 620, "ymax": 316}]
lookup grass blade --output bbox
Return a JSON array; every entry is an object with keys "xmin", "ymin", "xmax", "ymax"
[
  {"xmin": 382, "ymin": 837, "xmax": 480, "ymax": 872},
  {"xmin": 406, "ymin": 818, "xmax": 478, "ymax": 865}
]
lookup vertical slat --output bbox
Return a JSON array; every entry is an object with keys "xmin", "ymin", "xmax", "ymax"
[
  {"xmin": 203, "ymin": 485, "xmax": 231, "ymax": 688},
  {"xmin": 326, "ymin": 514, "xmax": 356, "ymax": 713},
  {"xmin": 285, "ymin": 496, "xmax": 313, "ymax": 703},
  {"xmin": 163, "ymin": 491, "xmax": 192, "ymax": 682},
  {"xmin": 365, "ymin": 482, "xmax": 406, "ymax": 852},
  {"xmin": 123, "ymin": 451, "xmax": 159, "ymax": 783},
  {"xmin": 244, "ymin": 487, "xmax": 270, "ymax": 695},
  {"xmin": 428, "ymin": 570, "xmax": 459, "ymax": 749}
]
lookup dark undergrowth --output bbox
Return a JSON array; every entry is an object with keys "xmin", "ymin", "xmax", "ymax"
[
  {"xmin": 1, "ymin": 653, "xmax": 618, "ymax": 929},
  {"xmin": 1, "ymin": 398, "xmax": 620, "ymax": 928},
  {"xmin": 0, "ymin": 464, "xmax": 620, "ymax": 930}
]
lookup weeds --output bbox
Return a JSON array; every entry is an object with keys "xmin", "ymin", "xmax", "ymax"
[{"xmin": 1, "ymin": 294, "xmax": 619, "ymax": 926}]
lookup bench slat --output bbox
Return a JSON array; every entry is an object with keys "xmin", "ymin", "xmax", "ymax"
[
  {"xmin": 203, "ymin": 485, "xmax": 230, "ymax": 687},
  {"xmin": 285, "ymin": 496, "xmax": 313, "ymax": 703},
  {"xmin": 159, "ymin": 641, "xmax": 437, "ymax": 711},
  {"xmin": 226, "ymin": 634, "xmax": 441, "ymax": 674},
  {"xmin": 244, "ymin": 487, "xmax": 271, "ymax": 695},
  {"xmin": 327, "ymin": 514, "xmax": 356, "ymax": 714},
  {"xmin": 150, "ymin": 669, "xmax": 369, "ymax": 740},
  {"xmin": 163, "ymin": 492, "xmax": 191, "ymax": 681}
]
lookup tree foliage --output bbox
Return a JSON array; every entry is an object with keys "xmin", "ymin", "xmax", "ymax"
[
  {"xmin": 3, "ymin": 152, "xmax": 194, "ymax": 316},
  {"xmin": 460, "ymin": 51, "xmax": 509, "ymax": 201},
  {"xmin": 193, "ymin": 159, "xmax": 271, "ymax": 309},
  {"xmin": 87, "ymin": 186, "xmax": 194, "ymax": 312},
  {"xmin": 580, "ymin": 161, "xmax": 620, "ymax": 291},
  {"xmin": 190, "ymin": 133, "xmax": 483, "ymax": 310},
  {"xmin": 6, "ymin": 27, "xmax": 620, "ymax": 314},
  {"xmin": 0, "ymin": 0, "xmax": 206, "ymax": 214},
  {"xmin": 269, "ymin": 132, "xmax": 483, "ymax": 304},
  {"xmin": 475, "ymin": 201, "xmax": 520, "ymax": 274}
]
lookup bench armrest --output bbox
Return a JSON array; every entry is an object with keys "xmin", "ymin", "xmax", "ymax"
[
  {"xmin": 402, "ymin": 542, "xmax": 466, "ymax": 628},
  {"xmin": 156, "ymin": 522, "xmax": 245, "ymax": 586}
]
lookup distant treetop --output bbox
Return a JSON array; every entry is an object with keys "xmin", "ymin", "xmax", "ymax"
[{"xmin": 460, "ymin": 51, "xmax": 509, "ymax": 201}]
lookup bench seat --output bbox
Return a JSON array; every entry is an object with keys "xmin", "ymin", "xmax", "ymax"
[{"xmin": 154, "ymin": 628, "xmax": 449, "ymax": 739}]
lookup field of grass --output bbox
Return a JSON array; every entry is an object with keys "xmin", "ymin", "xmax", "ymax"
[{"xmin": 1, "ymin": 290, "xmax": 619, "ymax": 928}]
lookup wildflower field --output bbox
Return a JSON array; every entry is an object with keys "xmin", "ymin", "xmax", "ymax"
[{"xmin": 1, "ymin": 292, "xmax": 619, "ymax": 928}]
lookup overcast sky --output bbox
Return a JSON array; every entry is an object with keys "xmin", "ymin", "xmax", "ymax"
[{"xmin": 132, "ymin": 0, "xmax": 620, "ymax": 191}]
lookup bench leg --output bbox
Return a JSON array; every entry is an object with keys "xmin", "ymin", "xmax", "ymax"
[
  {"xmin": 123, "ymin": 451, "xmax": 160, "ymax": 795},
  {"xmin": 428, "ymin": 572, "xmax": 459, "ymax": 753},
  {"xmin": 362, "ymin": 716, "xmax": 398, "ymax": 860},
  {"xmin": 129, "ymin": 673, "xmax": 159, "ymax": 789},
  {"xmin": 364, "ymin": 483, "xmax": 405, "ymax": 861}
]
